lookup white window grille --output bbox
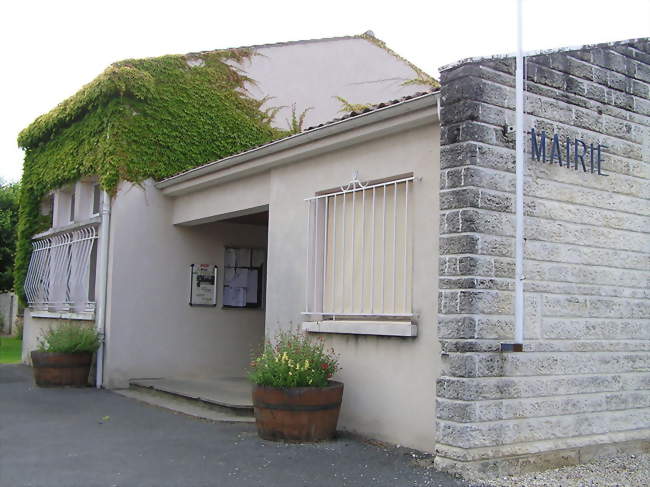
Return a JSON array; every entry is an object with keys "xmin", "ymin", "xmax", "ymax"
[
  {"xmin": 304, "ymin": 173, "xmax": 414, "ymax": 319},
  {"xmin": 24, "ymin": 225, "xmax": 99, "ymax": 312}
]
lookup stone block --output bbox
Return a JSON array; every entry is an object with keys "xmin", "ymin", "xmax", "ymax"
[
  {"xmin": 459, "ymin": 209, "xmax": 514, "ymax": 236},
  {"xmin": 441, "ymin": 120, "xmax": 510, "ymax": 148},
  {"xmin": 436, "ymin": 407, "xmax": 650, "ymax": 449},
  {"xmin": 438, "ymin": 390, "xmax": 650, "ymax": 423},
  {"xmin": 542, "ymin": 318, "xmax": 650, "ymax": 340},
  {"xmin": 440, "ymin": 187, "xmax": 479, "ymax": 210},
  {"xmin": 439, "ymin": 234, "xmax": 480, "ymax": 255},
  {"xmin": 525, "ymin": 240, "xmax": 650, "ymax": 273},
  {"xmin": 477, "ymin": 235, "xmax": 514, "ymax": 258},
  {"xmin": 457, "ymin": 290, "xmax": 513, "ymax": 315},
  {"xmin": 438, "ymin": 315, "xmax": 477, "ymax": 339},
  {"xmin": 436, "ymin": 373, "xmax": 650, "ymax": 401}
]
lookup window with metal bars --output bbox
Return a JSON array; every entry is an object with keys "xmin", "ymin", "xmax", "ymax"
[
  {"xmin": 24, "ymin": 225, "xmax": 99, "ymax": 313},
  {"xmin": 304, "ymin": 174, "xmax": 414, "ymax": 319}
]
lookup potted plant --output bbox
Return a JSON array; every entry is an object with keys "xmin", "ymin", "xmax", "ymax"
[
  {"xmin": 31, "ymin": 322, "xmax": 100, "ymax": 387},
  {"xmin": 249, "ymin": 331, "xmax": 342, "ymax": 442}
]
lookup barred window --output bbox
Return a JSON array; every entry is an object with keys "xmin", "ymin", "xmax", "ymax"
[
  {"xmin": 304, "ymin": 174, "xmax": 414, "ymax": 318},
  {"xmin": 24, "ymin": 225, "xmax": 98, "ymax": 313}
]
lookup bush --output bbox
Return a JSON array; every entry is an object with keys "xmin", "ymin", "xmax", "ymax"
[
  {"xmin": 249, "ymin": 331, "xmax": 339, "ymax": 388},
  {"xmin": 37, "ymin": 322, "xmax": 100, "ymax": 353}
]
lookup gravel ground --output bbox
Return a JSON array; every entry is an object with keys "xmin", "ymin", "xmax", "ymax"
[{"xmin": 464, "ymin": 453, "xmax": 650, "ymax": 487}]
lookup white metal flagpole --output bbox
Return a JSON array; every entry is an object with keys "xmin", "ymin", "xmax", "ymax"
[{"xmin": 513, "ymin": 0, "xmax": 525, "ymax": 348}]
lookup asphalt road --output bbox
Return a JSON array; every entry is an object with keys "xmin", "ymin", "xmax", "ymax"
[{"xmin": 0, "ymin": 364, "xmax": 468, "ymax": 487}]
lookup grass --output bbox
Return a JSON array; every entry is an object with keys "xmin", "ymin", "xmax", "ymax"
[{"xmin": 0, "ymin": 336, "xmax": 23, "ymax": 364}]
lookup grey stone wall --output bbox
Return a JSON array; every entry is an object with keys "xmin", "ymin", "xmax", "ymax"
[
  {"xmin": 435, "ymin": 38, "xmax": 650, "ymax": 475},
  {"xmin": 0, "ymin": 292, "xmax": 18, "ymax": 334}
]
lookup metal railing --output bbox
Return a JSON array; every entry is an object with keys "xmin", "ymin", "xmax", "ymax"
[
  {"xmin": 24, "ymin": 225, "xmax": 98, "ymax": 312},
  {"xmin": 303, "ymin": 175, "xmax": 414, "ymax": 319}
]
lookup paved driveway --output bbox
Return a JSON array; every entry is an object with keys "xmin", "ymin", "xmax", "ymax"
[{"xmin": 0, "ymin": 365, "xmax": 467, "ymax": 487}]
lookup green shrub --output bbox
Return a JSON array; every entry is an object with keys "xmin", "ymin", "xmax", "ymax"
[
  {"xmin": 37, "ymin": 322, "xmax": 100, "ymax": 353},
  {"xmin": 249, "ymin": 331, "xmax": 339, "ymax": 388}
]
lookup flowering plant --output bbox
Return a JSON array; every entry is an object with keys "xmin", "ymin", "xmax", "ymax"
[{"xmin": 248, "ymin": 331, "xmax": 340, "ymax": 388}]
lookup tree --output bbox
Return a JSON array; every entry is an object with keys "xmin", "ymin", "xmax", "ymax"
[{"xmin": 0, "ymin": 179, "xmax": 20, "ymax": 292}]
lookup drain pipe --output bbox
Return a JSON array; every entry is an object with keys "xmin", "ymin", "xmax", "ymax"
[
  {"xmin": 503, "ymin": 0, "xmax": 525, "ymax": 353},
  {"xmin": 95, "ymin": 190, "xmax": 111, "ymax": 388}
]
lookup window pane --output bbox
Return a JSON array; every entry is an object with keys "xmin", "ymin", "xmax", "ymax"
[
  {"xmin": 319, "ymin": 180, "xmax": 412, "ymax": 316},
  {"xmin": 92, "ymin": 184, "xmax": 101, "ymax": 215},
  {"xmin": 70, "ymin": 192, "xmax": 75, "ymax": 222}
]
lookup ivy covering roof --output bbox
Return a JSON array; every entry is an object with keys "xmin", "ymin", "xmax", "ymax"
[
  {"xmin": 18, "ymin": 48, "xmax": 285, "ymax": 192},
  {"xmin": 14, "ymin": 48, "xmax": 287, "ymax": 301}
]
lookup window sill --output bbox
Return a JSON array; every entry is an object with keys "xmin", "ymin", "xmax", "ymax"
[
  {"xmin": 30, "ymin": 310, "xmax": 95, "ymax": 321},
  {"xmin": 302, "ymin": 320, "xmax": 417, "ymax": 337}
]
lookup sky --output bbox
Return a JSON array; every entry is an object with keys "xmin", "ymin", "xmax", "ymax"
[{"xmin": 1, "ymin": 0, "xmax": 648, "ymax": 183}]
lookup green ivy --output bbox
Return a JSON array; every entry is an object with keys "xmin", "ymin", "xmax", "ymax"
[{"xmin": 15, "ymin": 49, "xmax": 287, "ymax": 303}]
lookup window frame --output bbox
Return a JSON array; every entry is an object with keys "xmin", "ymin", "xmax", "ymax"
[
  {"xmin": 24, "ymin": 224, "xmax": 99, "ymax": 314},
  {"xmin": 91, "ymin": 183, "xmax": 102, "ymax": 217},
  {"xmin": 303, "ymin": 173, "xmax": 415, "ymax": 321}
]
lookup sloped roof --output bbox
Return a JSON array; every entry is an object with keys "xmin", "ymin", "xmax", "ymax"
[
  {"xmin": 19, "ymin": 32, "xmax": 437, "ymax": 149},
  {"xmin": 158, "ymin": 89, "xmax": 439, "ymax": 187}
]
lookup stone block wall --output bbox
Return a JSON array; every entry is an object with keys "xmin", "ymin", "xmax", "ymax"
[{"xmin": 435, "ymin": 38, "xmax": 650, "ymax": 475}]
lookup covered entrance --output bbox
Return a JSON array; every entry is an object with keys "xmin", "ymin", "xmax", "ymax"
[{"xmin": 107, "ymin": 195, "xmax": 270, "ymax": 419}]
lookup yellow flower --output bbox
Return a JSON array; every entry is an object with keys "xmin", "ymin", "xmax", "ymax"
[
  {"xmin": 304, "ymin": 360, "xmax": 309, "ymax": 368},
  {"xmin": 282, "ymin": 352, "xmax": 288, "ymax": 362},
  {"xmin": 289, "ymin": 371, "xmax": 292, "ymax": 376}
]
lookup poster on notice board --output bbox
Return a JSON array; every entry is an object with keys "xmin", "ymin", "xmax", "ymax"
[{"xmin": 189, "ymin": 264, "xmax": 218, "ymax": 306}]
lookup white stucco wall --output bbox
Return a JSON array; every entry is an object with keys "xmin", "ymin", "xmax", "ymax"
[
  {"xmin": 232, "ymin": 36, "xmax": 430, "ymax": 131},
  {"xmin": 21, "ymin": 310, "xmax": 95, "ymax": 364},
  {"xmin": 264, "ymin": 122, "xmax": 440, "ymax": 452},
  {"xmin": 165, "ymin": 112, "xmax": 441, "ymax": 451},
  {"xmin": 172, "ymin": 171, "xmax": 270, "ymax": 225},
  {"xmin": 103, "ymin": 180, "xmax": 267, "ymax": 388}
]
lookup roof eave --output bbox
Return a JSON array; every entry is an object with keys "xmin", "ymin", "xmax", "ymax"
[{"xmin": 156, "ymin": 91, "xmax": 440, "ymax": 196}]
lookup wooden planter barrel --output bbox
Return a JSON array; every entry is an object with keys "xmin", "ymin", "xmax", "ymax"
[
  {"xmin": 31, "ymin": 351, "xmax": 93, "ymax": 387},
  {"xmin": 252, "ymin": 381, "xmax": 344, "ymax": 442}
]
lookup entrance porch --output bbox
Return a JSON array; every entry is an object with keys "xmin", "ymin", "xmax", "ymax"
[{"xmin": 119, "ymin": 376, "xmax": 254, "ymax": 422}]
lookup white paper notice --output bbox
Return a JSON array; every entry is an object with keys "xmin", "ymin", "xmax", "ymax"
[
  {"xmin": 252, "ymin": 249, "xmax": 266, "ymax": 267},
  {"xmin": 224, "ymin": 267, "xmax": 235, "ymax": 284},
  {"xmin": 190, "ymin": 264, "xmax": 216, "ymax": 306},
  {"xmin": 246, "ymin": 269, "xmax": 259, "ymax": 304},
  {"xmin": 224, "ymin": 248, "xmax": 237, "ymax": 267},
  {"xmin": 236, "ymin": 248, "xmax": 251, "ymax": 267},
  {"xmin": 227, "ymin": 268, "xmax": 248, "ymax": 288},
  {"xmin": 223, "ymin": 286, "xmax": 246, "ymax": 307}
]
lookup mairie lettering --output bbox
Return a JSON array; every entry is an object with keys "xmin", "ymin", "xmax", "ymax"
[{"xmin": 530, "ymin": 128, "xmax": 608, "ymax": 176}]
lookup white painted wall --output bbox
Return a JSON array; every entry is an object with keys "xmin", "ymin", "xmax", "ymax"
[
  {"xmin": 103, "ymin": 180, "xmax": 267, "ymax": 388},
  {"xmin": 21, "ymin": 310, "xmax": 95, "ymax": 364},
  {"xmin": 264, "ymin": 122, "xmax": 440, "ymax": 452},
  {"xmin": 173, "ymin": 171, "xmax": 270, "ymax": 225},
  {"xmin": 165, "ymin": 115, "xmax": 441, "ymax": 451},
  {"xmin": 232, "ymin": 36, "xmax": 430, "ymax": 131}
]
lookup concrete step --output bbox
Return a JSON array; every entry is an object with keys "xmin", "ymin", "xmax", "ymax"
[{"xmin": 116, "ymin": 377, "xmax": 255, "ymax": 423}]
